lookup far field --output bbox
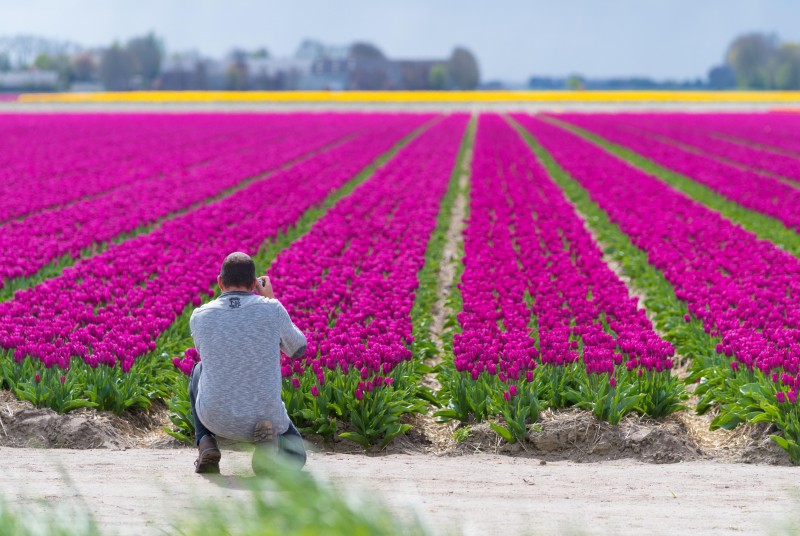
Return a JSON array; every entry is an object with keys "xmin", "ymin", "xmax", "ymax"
[{"xmin": 1, "ymin": 102, "xmax": 800, "ymax": 533}]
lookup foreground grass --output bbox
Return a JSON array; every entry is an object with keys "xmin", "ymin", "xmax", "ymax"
[
  {"xmin": 0, "ymin": 501, "xmax": 101, "ymax": 536},
  {"xmin": 0, "ymin": 459, "xmax": 431, "ymax": 536},
  {"xmin": 177, "ymin": 461, "xmax": 431, "ymax": 536}
]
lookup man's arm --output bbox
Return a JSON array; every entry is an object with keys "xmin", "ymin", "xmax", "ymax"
[
  {"xmin": 276, "ymin": 302, "xmax": 307, "ymax": 359},
  {"xmin": 255, "ymin": 275, "xmax": 275, "ymax": 299},
  {"xmin": 189, "ymin": 311, "xmax": 199, "ymax": 347},
  {"xmin": 256, "ymin": 275, "xmax": 306, "ymax": 358},
  {"xmin": 256, "ymin": 274, "xmax": 306, "ymax": 359}
]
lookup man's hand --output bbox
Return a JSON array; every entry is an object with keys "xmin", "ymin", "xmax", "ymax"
[{"xmin": 256, "ymin": 275, "xmax": 275, "ymax": 299}]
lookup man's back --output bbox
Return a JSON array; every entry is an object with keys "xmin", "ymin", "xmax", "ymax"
[{"xmin": 190, "ymin": 291, "xmax": 306, "ymax": 441}]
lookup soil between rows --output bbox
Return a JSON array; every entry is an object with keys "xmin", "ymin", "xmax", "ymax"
[{"xmin": 0, "ymin": 389, "xmax": 788, "ymax": 465}]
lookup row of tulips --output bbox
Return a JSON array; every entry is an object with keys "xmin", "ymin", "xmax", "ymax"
[
  {"xmin": 556, "ymin": 114, "xmax": 800, "ymax": 232},
  {"xmin": 0, "ymin": 113, "xmax": 432, "ymax": 415},
  {"xmin": 266, "ymin": 114, "xmax": 469, "ymax": 447},
  {"xmin": 1, "ymin": 114, "xmax": 375, "ymax": 288},
  {"xmin": 437, "ymin": 115, "xmax": 682, "ymax": 442},
  {"xmin": 0, "ymin": 114, "xmax": 265, "ymax": 223},
  {"xmin": 666, "ymin": 112, "xmax": 800, "ymax": 156},
  {"xmin": 516, "ymin": 114, "xmax": 800, "ymax": 462},
  {"xmin": 571, "ymin": 113, "xmax": 800, "ymax": 183},
  {"xmin": 164, "ymin": 114, "xmax": 439, "ymax": 443}
]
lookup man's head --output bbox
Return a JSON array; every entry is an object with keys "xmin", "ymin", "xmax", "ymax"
[{"xmin": 218, "ymin": 252, "xmax": 256, "ymax": 292}]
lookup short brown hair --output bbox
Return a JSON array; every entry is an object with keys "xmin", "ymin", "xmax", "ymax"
[{"xmin": 220, "ymin": 252, "xmax": 256, "ymax": 288}]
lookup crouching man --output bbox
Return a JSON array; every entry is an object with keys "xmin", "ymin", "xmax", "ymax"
[{"xmin": 189, "ymin": 251, "xmax": 308, "ymax": 474}]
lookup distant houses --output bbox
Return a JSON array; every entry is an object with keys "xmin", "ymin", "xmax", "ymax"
[
  {"xmin": 157, "ymin": 52, "xmax": 225, "ymax": 90},
  {"xmin": 0, "ymin": 69, "xmax": 59, "ymax": 91},
  {"xmin": 0, "ymin": 35, "xmax": 480, "ymax": 92},
  {"xmin": 157, "ymin": 41, "xmax": 479, "ymax": 91}
]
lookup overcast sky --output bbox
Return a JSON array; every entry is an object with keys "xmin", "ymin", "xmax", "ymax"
[{"xmin": 1, "ymin": 0, "xmax": 795, "ymax": 82}]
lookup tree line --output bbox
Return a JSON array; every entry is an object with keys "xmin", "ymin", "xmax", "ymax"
[
  {"xmin": 1, "ymin": 33, "xmax": 480, "ymax": 91},
  {"xmin": 527, "ymin": 32, "xmax": 800, "ymax": 91},
  {"xmin": 711, "ymin": 33, "xmax": 800, "ymax": 90},
  {"xmin": 7, "ymin": 30, "xmax": 798, "ymax": 92},
  {"xmin": 0, "ymin": 33, "xmax": 164, "ymax": 91}
]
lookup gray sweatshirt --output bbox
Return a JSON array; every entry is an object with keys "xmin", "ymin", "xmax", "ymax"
[{"xmin": 190, "ymin": 291, "xmax": 307, "ymax": 440}]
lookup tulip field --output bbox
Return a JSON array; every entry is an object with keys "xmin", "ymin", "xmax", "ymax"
[{"xmin": 2, "ymin": 110, "xmax": 800, "ymax": 462}]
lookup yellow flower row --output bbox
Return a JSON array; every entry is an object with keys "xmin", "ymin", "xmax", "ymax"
[{"xmin": 16, "ymin": 90, "xmax": 800, "ymax": 103}]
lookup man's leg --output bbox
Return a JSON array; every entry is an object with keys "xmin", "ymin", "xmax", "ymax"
[
  {"xmin": 189, "ymin": 362, "xmax": 221, "ymax": 473},
  {"xmin": 189, "ymin": 362, "xmax": 215, "ymax": 445},
  {"xmin": 252, "ymin": 419, "xmax": 306, "ymax": 475},
  {"xmin": 278, "ymin": 420, "xmax": 307, "ymax": 468}
]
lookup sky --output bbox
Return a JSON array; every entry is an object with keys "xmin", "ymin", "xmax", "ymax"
[{"xmin": 1, "ymin": 0, "xmax": 796, "ymax": 82}]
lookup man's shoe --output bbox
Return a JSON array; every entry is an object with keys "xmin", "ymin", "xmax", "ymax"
[
  {"xmin": 253, "ymin": 420, "xmax": 276, "ymax": 445},
  {"xmin": 194, "ymin": 435, "xmax": 221, "ymax": 474}
]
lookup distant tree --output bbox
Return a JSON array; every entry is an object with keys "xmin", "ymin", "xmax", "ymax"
[
  {"xmin": 273, "ymin": 70, "xmax": 288, "ymax": 90},
  {"xmin": 225, "ymin": 49, "xmax": 249, "ymax": 90},
  {"xmin": 708, "ymin": 64, "xmax": 736, "ymax": 89},
  {"xmin": 251, "ymin": 47, "xmax": 269, "ymax": 59},
  {"xmin": 0, "ymin": 36, "xmax": 82, "ymax": 70},
  {"xmin": 100, "ymin": 43, "xmax": 136, "ymax": 90},
  {"xmin": 447, "ymin": 47, "xmax": 479, "ymax": 89},
  {"xmin": 194, "ymin": 61, "xmax": 208, "ymax": 90},
  {"xmin": 72, "ymin": 52, "xmax": 97, "ymax": 81},
  {"xmin": 428, "ymin": 64, "xmax": 449, "ymax": 90},
  {"xmin": 0, "ymin": 53, "xmax": 10, "ymax": 72},
  {"xmin": 225, "ymin": 64, "xmax": 249, "ymax": 90},
  {"xmin": 726, "ymin": 33, "xmax": 778, "ymax": 89},
  {"xmin": 567, "ymin": 75, "xmax": 585, "ymax": 90},
  {"xmin": 127, "ymin": 33, "xmax": 163, "ymax": 87},
  {"xmin": 772, "ymin": 43, "xmax": 800, "ymax": 90},
  {"xmin": 348, "ymin": 42, "xmax": 388, "ymax": 90},
  {"xmin": 349, "ymin": 42, "xmax": 385, "ymax": 61},
  {"xmin": 33, "ymin": 52, "xmax": 74, "ymax": 87},
  {"xmin": 33, "ymin": 53, "xmax": 54, "ymax": 70}
]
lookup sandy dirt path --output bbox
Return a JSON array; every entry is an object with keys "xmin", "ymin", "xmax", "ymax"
[{"xmin": 2, "ymin": 447, "xmax": 797, "ymax": 536}]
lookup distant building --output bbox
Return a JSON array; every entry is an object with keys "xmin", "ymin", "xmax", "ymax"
[
  {"xmin": 239, "ymin": 40, "xmax": 463, "ymax": 91},
  {"xmin": 158, "ymin": 52, "xmax": 226, "ymax": 90},
  {"xmin": 246, "ymin": 57, "xmax": 312, "ymax": 90},
  {"xmin": 527, "ymin": 77, "xmax": 567, "ymax": 90},
  {"xmin": 0, "ymin": 69, "xmax": 59, "ymax": 91},
  {"xmin": 479, "ymin": 80, "xmax": 507, "ymax": 90},
  {"xmin": 159, "ymin": 40, "xmax": 473, "ymax": 92},
  {"xmin": 302, "ymin": 58, "xmax": 351, "ymax": 90},
  {"xmin": 527, "ymin": 75, "xmax": 707, "ymax": 90},
  {"xmin": 70, "ymin": 81, "xmax": 104, "ymax": 92},
  {"xmin": 159, "ymin": 54, "xmax": 207, "ymax": 90},
  {"xmin": 295, "ymin": 40, "xmax": 349, "ymax": 62}
]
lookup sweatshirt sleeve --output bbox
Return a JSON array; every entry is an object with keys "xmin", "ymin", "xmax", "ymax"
[
  {"xmin": 189, "ymin": 310, "xmax": 200, "ymax": 350},
  {"xmin": 275, "ymin": 301, "xmax": 307, "ymax": 359}
]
